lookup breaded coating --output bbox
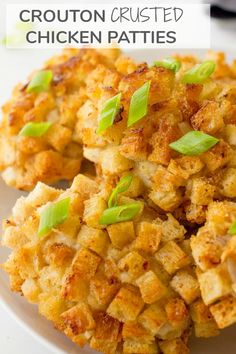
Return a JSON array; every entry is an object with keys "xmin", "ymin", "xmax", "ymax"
[
  {"xmin": 2, "ymin": 175, "xmax": 194, "ymax": 354},
  {"xmin": 0, "ymin": 48, "xmax": 137, "ymax": 190},
  {"xmin": 78, "ymin": 50, "xmax": 236, "ymax": 227},
  {"xmin": 2, "ymin": 49, "xmax": 236, "ymax": 353},
  {"xmin": 190, "ymin": 201, "xmax": 236, "ymax": 330}
]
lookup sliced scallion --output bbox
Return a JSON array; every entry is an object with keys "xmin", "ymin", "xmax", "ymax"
[
  {"xmin": 97, "ymin": 93, "xmax": 121, "ymax": 134},
  {"xmin": 169, "ymin": 131, "xmax": 219, "ymax": 156},
  {"xmin": 182, "ymin": 61, "xmax": 216, "ymax": 84},
  {"xmin": 229, "ymin": 221, "xmax": 236, "ymax": 235},
  {"xmin": 99, "ymin": 203, "xmax": 141, "ymax": 225},
  {"xmin": 19, "ymin": 122, "xmax": 52, "ymax": 137},
  {"xmin": 38, "ymin": 197, "xmax": 70, "ymax": 237},
  {"xmin": 127, "ymin": 81, "xmax": 151, "ymax": 127},
  {"xmin": 26, "ymin": 70, "xmax": 53, "ymax": 93},
  {"xmin": 154, "ymin": 58, "xmax": 181, "ymax": 73},
  {"xmin": 108, "ymin": 174, "xmax": 133, "ymax": 208}
]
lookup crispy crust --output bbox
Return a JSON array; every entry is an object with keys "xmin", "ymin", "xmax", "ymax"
[
  {"xmin": 0, "ymin": 48, "xmax": 137, "ymax": 190},
  {"xmin": 1, "ymin": 49, "xmax": 236, "ymax": 353},
  {"xmin": 2, "ymin": 175, "xmax": 194, "ymax": 354}
]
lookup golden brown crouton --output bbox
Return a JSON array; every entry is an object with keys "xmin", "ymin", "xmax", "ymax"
[{"xmin": 155, "ymin": 241, "xmax": 190, "ymax": 275}]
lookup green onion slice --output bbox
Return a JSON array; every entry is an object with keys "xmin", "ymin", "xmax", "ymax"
[
  {"xmin": 127, "ymin": 81, "xmax": 151, "ymax": 127},
  {"xmin": 108, "ymin": 174, "xmax": 133, "ymax": 208},
  {"xmin": 19, "ymin": 122, "xmax": 52, "ymax": 137},
  {"xmin": 99, "ymin": 203, "xmax": 141, "ymax": 225},
  {"xmin": 154, "ymin": 58, "xmax": 181, "ymax": 73},
  {"xmin": 182, "ymin": 61, "xmax": 216, "ymax": 84},
  {"xmin": 38, "ymin": 197, "xmax": 70, "ymax": 237},
  {"xmin": 26, "ymin": 70, "xmax": 53, "ymax": 93},
  {"xmin": 169, "ymin": 131, "xmax": 219, "ymax": 156},
  {"xmin": 97, "ymin": 93, "xmax": 121, "ymax": 134},
  {"xmin": 229, "ymin": 221, "xmax": 236, "ymax": 235}
]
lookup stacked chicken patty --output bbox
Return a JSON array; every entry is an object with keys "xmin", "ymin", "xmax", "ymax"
[
  {"xmin": 1, "ymin": 48, "xmax": 236, "ymax": 354},
  {"xmin": 0, "ymin": 175, "xmax": 208, "ymax": 353}
]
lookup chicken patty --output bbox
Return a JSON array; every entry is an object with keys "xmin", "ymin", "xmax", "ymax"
[
  {"xmin": 2, "ymin": 49, "xmax": 236, "ymax": 231},
  {"xmin": 0, "ymin": 48, "xmax": 137, "ymax": 190},
  {"xmin": 3, "ymin": 172, "xmax": 236, "ymax": 354}
]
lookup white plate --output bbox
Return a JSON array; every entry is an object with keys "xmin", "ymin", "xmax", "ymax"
[{"xmin": 0, "ymin": 47, "xmax": 236, "ymax": 354}]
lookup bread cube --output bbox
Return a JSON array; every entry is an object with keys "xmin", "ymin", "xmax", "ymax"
[
  {"xmin": 39, "ymin": 265, "xmax": 65, "ymax": 294},
  {"xmin": 210, "ymin": 296, "xmax": 236, "ymax": 328},
  {"xmin": 74, "ymin": 100, "xmax": 104, "ymax": 147},
  {"xmin": 190, "ymin": 299, "xmax": 213, "ymax": 323},
  {"xmin": 148, "ymin": 121, "xmax": 179, "ymax": 165},
  {"xmin": 90, "ymin": 337, "xmax": 118, "ymax": 354},
  {"xmin": 138, "ymin": 303, "xmax": 167, "ymax": 336},
  {"xmin": 206, "ymin": 201, "xmax": 236, "ymax": 236},
  {"xmin": 83, "ymin": 146, "xmax": 102, "ymax": 164},
  {"xmin": 89, "ymin": 275, "xmax": 120, "ymax": 308},
  {"xmin": 134, "ymin": 161, "xmax": 158, "ymax": 188},
  {"xmin": 107, "ymin": 221, "xmax": 135, "ymax": 249},
  {"xmin": 6, "ymin": 244, "xmax": 42, "ymax": 279},
  {"xmin": 46, "ymin": 123, "xmax": 72, "ymax": 152},
  {"xmin": 93, "ymin": 311, "xmax": 121, "ymax": 341},
  {"xmin": 198, "ymin": 265, "xmax": 232, "ymax": 305},
  {"xmin": 185, "ymin": 203, "xmax": 206, "ymax": 224},
  {"xmin": 202, "ymin": 140, "xmax": 232, "ymax": 172},
  {"xmin": 190, "ymin": 299, "xmax": 219, "ymax": 337},
  {"xmin": 26, "ymin": 181, "xmax": 61, "ymax": 207},
  {"xmin": 223, "ymin": 124, "xmax": 236, "ymax": 145},
  {"xmin": 107, "ymin": 285, "xmax": 144, "ymax": 322},
  {"xmin": 122, "ymin": 174, "xmax": 145, "ymax": 198},
  {"xmin": 57, "ymin": 213, "xmax": 82, "ymax": 239},
  {"xmin": 78, "ymin": 225, "xmax": 110, "ymax": 257},
  {"xmin": 83, "ymin": 194, "xmax": 107, "ymax": 228},
  {"xmin": 100, "ymin": 146, "xmax": 134, "ymax": 175},
  {"xmin": 179, "ymin": 239, "xmax": 193, "ymax": 259},
  {"xmin": 190, "ymin": 101, "xmax": 224, "ymax": 134},
  {"xmin": 190, "ymin": 229, "xmax": 222, "ymax": 271},
  {"xmin": 122, "ymin": 322, "xmax": 153, "ymax": 341},
  {"xmin": 123, "ymin": 339, "xmax": 159, "ymax": 353},
  {"xmin": 190, "ymin": 178, "xmax": 215, "ymax": 205},
  {"xmin": 62, "ymin": 248, "xmax": 101, "ymax": 301},
  {"xmin": 38, "ymin": 293, "xmax": 67, "ymax": 325},
  {"xmin": 167, "ymin": 156, "xmax": 203, "ymax": 180},
  {"xmin": 161, "ymin": 214, "xmax": 186, "ymax": 243},
  {"xmin": 118, "ymin": 251, "xmax": 148, "ymax": 282},
  {"xmin": 21, "ymin": 278, "xmax": 41, "ymax": 303},
  {"xmin": 58, "ymin": 92, "xmax": 84, "ymax": 128},
  {"xmin": 45, "ymin": 243, "xmax": 75, "ymax": 267},
  {"xmin": 1, "ymin": 225, "xmax": 28, "ymax": 249},
  {"xmin": 71, "ymin": 248, "xmax": 101, "ymax": 280},
  {"xmin": 155, "ymin": 241, "xmax": 190, "ymax": 275},
  {"xmin": 159, "ymin": 338, "xmax": 189, "ymax": 354},
  {"xmin": 165, "ymin": 298, "xmax": 189, "ymax": 328},
  {"xmin": 120, "ymin": 128, "xmax": 148, "ymax": 161},
  {"xmin": 71, "ymin": 174, "xmax": 98, "ymax": 198},
  {"xmin": 221, "ymin": 168, "xmax": 236, "ymax": 198},
  {"xmin": 149, "ymin": 189, "xmax": 182, "ymax": 212},
  {"xmin": 194, "ymin": 321, "xmax": 219, "ymax": 338},
  {"xmin": 12, "ymin": 196, "xmax": 34, "ymax": 223},
  {"xmin": 136, "ymin": 271, "xmax": 167, "ymax": 304},
  {"xmin": 61, "ymin": 303, "xmax": 95, "ymax": 336},
  {"xmin": 133, "ymin": 221, "xmax": 162, "ymax": 254},
  {"xmin": 170, "ymin": 270, "xmax": 200, "ymax": 304},
  {"xmin": 115, "ymin": 54, "xmax": 137, "ymax": 74}
]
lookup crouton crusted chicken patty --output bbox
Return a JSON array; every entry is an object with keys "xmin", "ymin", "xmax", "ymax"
[
  {"xmin": 2, "ymin": 174, "xmax": 201, "ymax": 354},
  {"xmin": 81, "ymin": 51, "xmax": 236, "ymax": 227},
  {"xmin": 0, "ymin": 48, "xmax": 137, "ymax": 190}
]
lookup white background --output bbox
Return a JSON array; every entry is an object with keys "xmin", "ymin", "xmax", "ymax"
[{"xmin": 1, "ymin": 1, "xmax": 236, "ymax": 354}]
